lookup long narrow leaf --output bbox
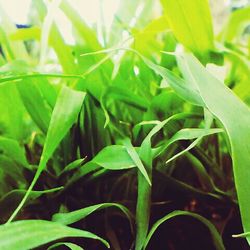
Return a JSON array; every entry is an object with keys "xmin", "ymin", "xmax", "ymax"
[
  {"xmin": 0, "ymin": 220, "xmax": 109, "ymax": 250},
  {"xmin": 176, "ymin": 51, "xmax": 250, "ymax": 244},
  {"xmin": 52, "ymin": 203, "xmax": 133, "ymax": 229},
  {"xmin": 7, "ymin": 86, "xmax": 86, "ymax": 223},
  {"xmin": 160, "ymin": 0, "xmax": 214, "ymax": 57},
  {"xmin": 143, "ymin": 210, "xmax": 225, "ymax": 250}
]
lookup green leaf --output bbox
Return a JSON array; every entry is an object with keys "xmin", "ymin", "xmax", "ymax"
[
  {"xmin": 122, "ymin": 138, "xmax": 151, "ymax": 185},
  {"xmin": 164, "ymin": 128, "xmax": 223, "ymax": 164},
  {"xmin": 10, "ymin": 26, "xmax": 41, "ymax": 41},
  {"xmin": 103, "ymin": 86, "xmax": 149, "ymax": 111},
  {"xmin": 176, "ymin": 51, "xmax": 250, "ymax": 244},
  {"xmin": 65, "ymin": 162, "xmax": 101, "ymax": 188},
  {"xmin": 143, "ymin": 210, "xmax": 225, "ymax": 250},
  {"xmin": 52, "ymin": 203, "xmax": 132, "ymax": 228},
  {"xmin": 133, "ymin": 49, "xmax": 205, "ymax": 106},
  {"xmin": 0, "ymin": 188, "xmax": 63, "ymax": 220},
  {"xmin": 101, "ymin": 86, "xmax": 149, "ymax": 127},
  {"xmin": 59, "ymin": 158, "xmax": 85, "ymax": 176},
  {"xmin": 0, "ymin": 156, "xmax": 26, "ymax": 191},
  {"xmin": 8, "ymin": 86, "xmax": 86, "ymax": 223},
  {"xmin": 34, "ymin": 76, "xmax": 58, "ymax": 109},
  {"xmin": 135, "ymin": 113, "xmax": 194, "ymax": 250},
  {"xmin": 154, "ymin": 128, "xmax": 223, "ymax": 157},
  {"xmin": 0, "ymin": 220, "xmax": 109, "ymax": 250},
  {"xmin": 40, "ymin": 86, "xmax": 85, "ymax": 167},
  {"xmin": 160, "ymin": 0, "xmax": 214, "ymax": 57},
  {"xmin": 17, "ymin": 80, "xmax": 52, "ymax": 134},
  {"xmin": 48, "ymin": 242, "xmax": 84, "ymax": 250},
  {"xmin": 0, "ymin": 136, "xmax": 28, "ymax": 167},
  {"xmin": 0, "ymin": 83, "xmax": 24, "ymax": 139},
  {"xmin": 92, "ymin": 145, "xmax": 136, "ymax": 170},
  {"xmin": 220, "ymin": 6, "xmax": 250, "ymax": 42}
]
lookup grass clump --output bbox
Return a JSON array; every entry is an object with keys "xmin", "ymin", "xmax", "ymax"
[{"xmin": 0, "ymin": 0, "xmax": 249, "ymax": 249}]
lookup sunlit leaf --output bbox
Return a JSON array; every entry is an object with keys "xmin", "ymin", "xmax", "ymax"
[{"xmin": 161, "ymin": 0, "xmax": 214, "ymax": 57}]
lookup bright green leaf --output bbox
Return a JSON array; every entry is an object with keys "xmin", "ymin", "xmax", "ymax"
[{"xmin": 0, "ymin": 220, "xmax": 109, "ymax": 250}]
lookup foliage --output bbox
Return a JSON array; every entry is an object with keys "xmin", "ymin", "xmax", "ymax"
[{"xmin": 0, "ymin": 0, "xmax": 249, "ymax": 249}]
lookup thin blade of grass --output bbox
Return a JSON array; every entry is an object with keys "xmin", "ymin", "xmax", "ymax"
[
  {"xmin": 7, "ymin": 86, "xmax": 85, "ymax": 223},
  {"xmin": 48, "ymin": 242, "xmax": 84, "ymax": 250},
  {"xmin": 143, "ymin": 210, "xmax": 225, "ymax": 250},
  {"xmin": 52, "ymin": 203, "xmax": 133, "ymax": 231}
]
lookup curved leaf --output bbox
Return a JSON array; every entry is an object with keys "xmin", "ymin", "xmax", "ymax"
[
  {"xmin": 176, "ymin": 51, "xmax": 250, "ymax": 244},
  {"xmin": 143, "ymin": 210, "xmax": 225, "ymax": 250},
  {"xmin": 154, "ymin": 128, "xmax": 223, "ymax": 157},
  {"xmin": 52, "ymin": 203, "xmax": 133, "ymax": 230},
  {"xmin": 48, "ymin": 242, "xmax": 84, "ymax": 250},
  {"xmin": 0, "ymin": 220, "xmax": 109, "ymax": 250}
]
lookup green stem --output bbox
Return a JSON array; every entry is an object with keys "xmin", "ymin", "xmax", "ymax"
[{"xmin": 135, "ymin": 169, "xmax": 152, "ymax": 250}]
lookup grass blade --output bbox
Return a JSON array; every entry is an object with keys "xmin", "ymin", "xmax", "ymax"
[
  {"xmin": 7, "ymin": 86, "xmax": 85, "ymax": 223},
  {"xmin": 135, "ymin": 113, "xmax": 196, "ymax": 250},
  {"xmin": 48, "ymin": 242, "xmax": 84, "ymax": 250},
  {"xmin": 176, "ymin": 51, "xmax": 250, "ymax": 244},
  {"xmin": 0, "ymin": 220, "xmax": 109, "ymax": 250},
  {"xmin": 52, "ymin": 203, "xmax": 133, "ymax": 229},
  {"xmin": 160, "ymin": 0, "xmax": 214, "ymax": 58},
  {"xmin": 143, "ymin": 210, "xmax": 225, "ymax": 250},
  {"xmin": 122, "ymin": 138, "xmax": 151, "ymax": 185}
]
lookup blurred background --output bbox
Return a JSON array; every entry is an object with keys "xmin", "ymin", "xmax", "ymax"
[{"xmin": 0, "ymin": 0, "xmax": 249, "ymax": 44}]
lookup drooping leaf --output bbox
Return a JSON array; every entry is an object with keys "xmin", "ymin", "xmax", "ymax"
[
  {"xmin": 52, "ymin": 203, "xmax": 133, "ymax": 229},
  {"xmin": 153, "ymin": 128, "xmax": 223, "ymax": 157},
  {"xmin": 164, "ymin": 128, "xmax": 223, "ymax": 165},
  {"xmin": 143, "ymin": 210, "xmax": 225, "ymax": 250},
  {"xmin": 48, "ymin": 242, "xmax": 84, "ymax": 250},
  {"xmin": 175, "ymin": 51, "xmax": 250, "ymax": 244},
  {"xmin": 129, "ymin": 48, "xmax": 205, "ymax": 106},
  {"xmin": 0, "ymin": 220, "xmax": 109, "ymax": 250}
]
